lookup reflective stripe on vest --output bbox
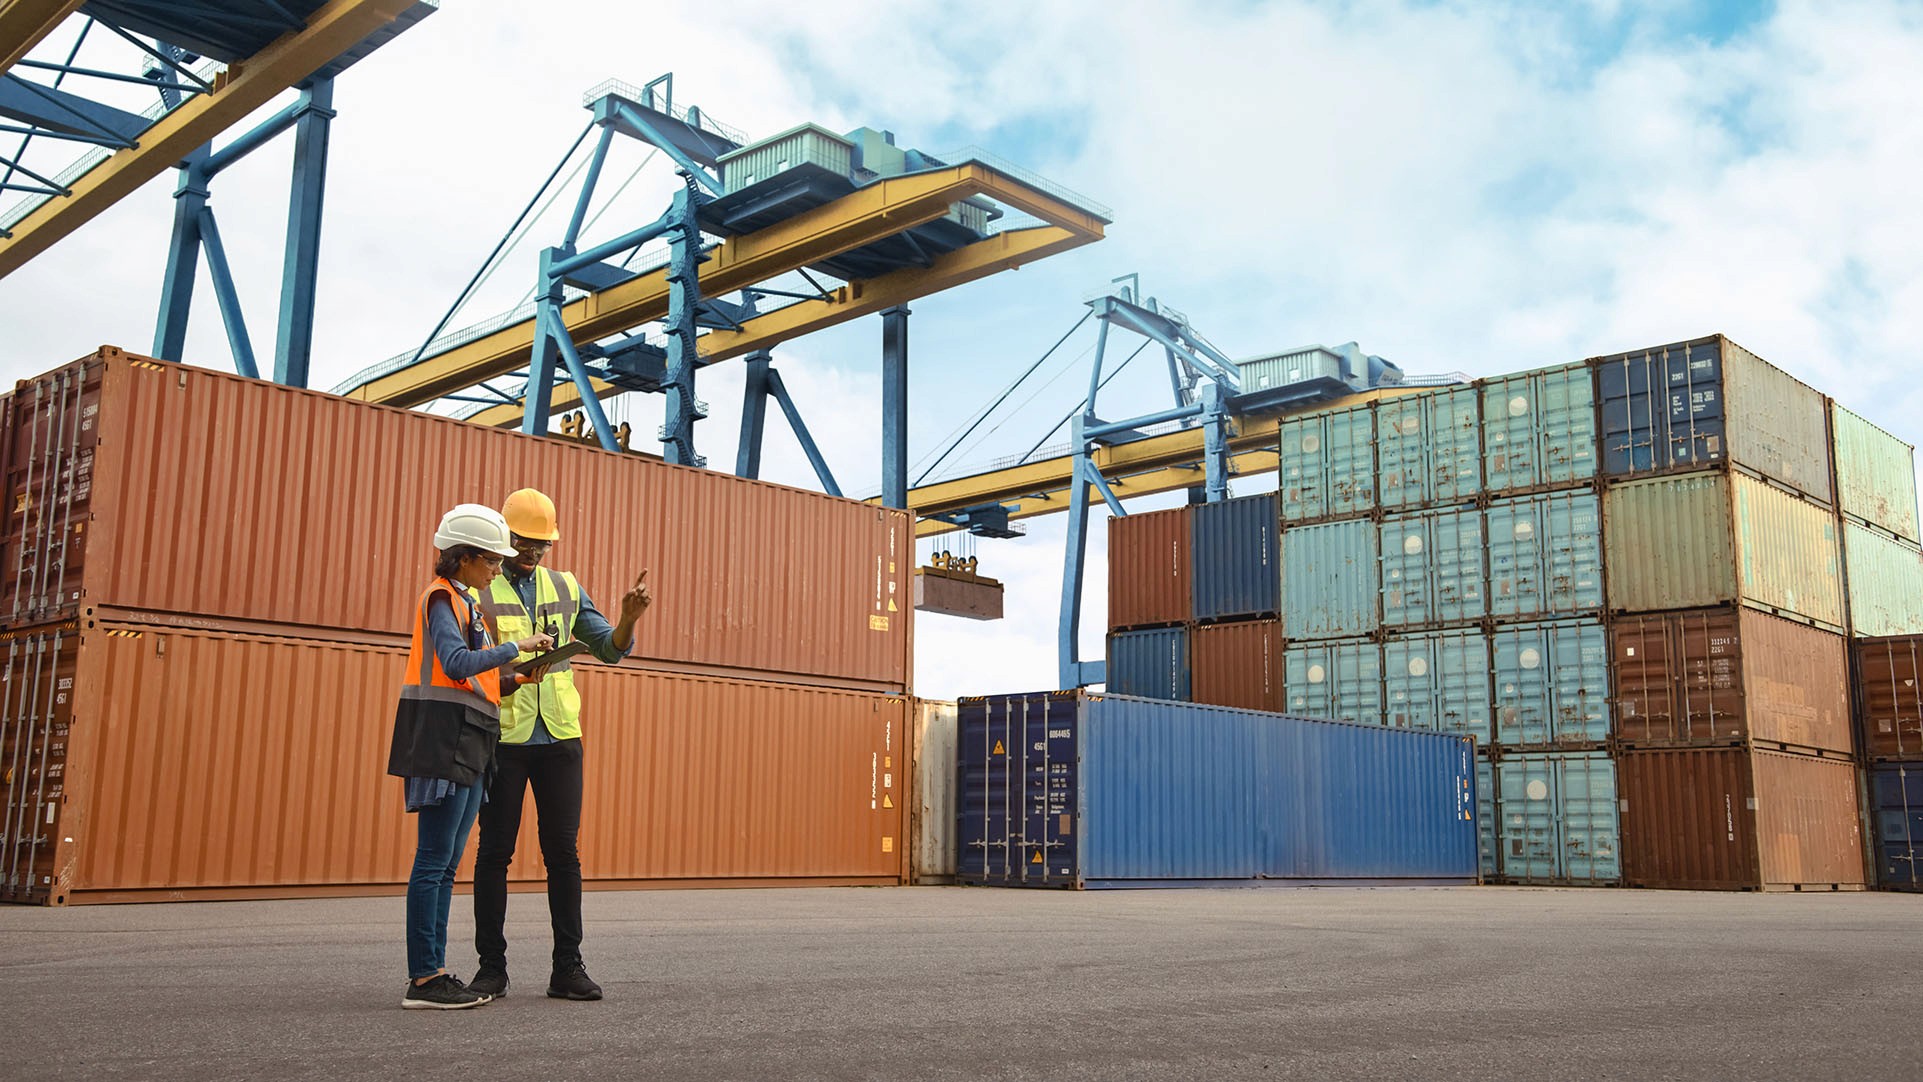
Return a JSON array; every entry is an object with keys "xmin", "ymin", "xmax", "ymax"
[
  {"xmin": 483, "ymin": 567, "xmax": 584, "ymax": 744},
  {"xmin": 402, "ymin": 579, "xmax": 501, "ymax": 718}
]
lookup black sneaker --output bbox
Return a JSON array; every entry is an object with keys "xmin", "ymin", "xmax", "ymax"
[
  {"xmin": 547, "ymin": 962, "xmax": 603, "ymax": 1001},
  {"xmin": 468, "ymin": 966, "xmax": 509, "ymax": 999},
  {"xmin": 402, "ymin": 973, "xmax": 489, "ymax": 1010}
]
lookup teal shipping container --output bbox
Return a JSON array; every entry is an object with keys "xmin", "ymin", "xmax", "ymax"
[
  {"xmin": 1841, "ymin": 522, "xmax": 1923, "ymax": 638},
  {"xmin": 1830, "ymin": 402, "xmax": 1920, "ymax": 543},
  {"xmin": 1383, "ymin": 628, "xmax": 1492, "ymax": 742},
  {"xmin": 1494, "ymin": 751, "xmax": 1622, "ymax": 884},
  {"xmin": 1282, "ymin": 518, "xmax": 1379, "ymax": 639},
  {"xmin": 1377, "ymin": 385, "xmax": 1482, "ymax": 510},
  {"xmin": 1278, "ymin": 403, "xmax": 1375, "ymax": 522},
  {"xmin": 1380, "ymin": 505, "xmax": 1486, "ymax": 629},
  {"xmin": 1284, "ymin": 638, "xmax": 1383, "ymax": 725},
  {"xmin": 1490, "ymin": 618, "xmax": 1610, "ymax": 746},
  {"xmin": 1481, "ymin": 362, "xmax": 1598, "ymax": 493},
  {"xmin": 1487, "ymin": 490, "xmax": 1604, "ymax": 620}
]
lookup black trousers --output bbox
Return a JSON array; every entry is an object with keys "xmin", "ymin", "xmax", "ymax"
[{"xmin": 474, "ymin": 737, "xmax": 584, "ymax": 972}]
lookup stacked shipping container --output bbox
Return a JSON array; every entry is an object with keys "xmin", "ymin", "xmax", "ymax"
[{"xmin": 0, "ymin": 348, "xmax": 916, "ymax": 904}]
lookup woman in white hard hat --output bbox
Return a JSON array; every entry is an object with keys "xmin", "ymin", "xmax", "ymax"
[{"xmin": 386, "ymin": 504, "xmax": 553, "ymax": 1010}]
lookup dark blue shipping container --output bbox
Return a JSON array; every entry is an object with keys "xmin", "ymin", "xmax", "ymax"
[
  {"xmin": 1192, "ymin": 492, "xmax": 1280, "ymax": 622},
  {"xmin": 1106, "ymin": 626, "xmax": 1189, "ymax": 701},
  {"xmin": 956, "ymin": 691, "xmax": 1479, "ymax": 889},
  {"xmin": 1870, "ymin": 762, "xmax": 1922, "ymax": 892}
]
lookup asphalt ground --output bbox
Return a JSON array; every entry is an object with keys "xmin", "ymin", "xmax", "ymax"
[{"xmin": 0, "ymin": 884, "xmax": 1916, "ymax": 1081}]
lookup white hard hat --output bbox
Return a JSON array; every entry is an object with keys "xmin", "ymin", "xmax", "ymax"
[{"xmin": 433, "ymin": 504, "xmax": 518, "ymax": 557}]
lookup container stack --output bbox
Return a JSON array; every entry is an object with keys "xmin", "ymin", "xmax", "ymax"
[{"xmin": 0, "ymin": 348, "xmax": 916, "ymax": 905}]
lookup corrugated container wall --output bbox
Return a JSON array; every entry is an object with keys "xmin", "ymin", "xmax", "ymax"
[
  {"xmin": 1868, "ymin": 763, "xmax": 1922, "ymax": 891},
  {"xmin": 1284, "ymin": 638, "xmax": 1382, "ymax": 724},
  {"xmin": 1277, "ymin": 404, "xmax": 1375, "ymax": 523},
  {"xmin": 1107, "ymin": 506, "xmax": 1191, "ymax": 630},
  {"xmin": 1493, "ymin": 751, "xmax": 1621, "ymax": 884},
  {"xmin": 1592, "ymin": 335, "xmax": 1834, "ymax": 504},
  {"xmin": 1480, "ymin": 363, "xmax": 1598, "ymax": 492},
  {"xmin": 1191, "ymin": 493, "xmax": 1279, "ymax": 622},
  {"xmin": 0, "ymin": 351, "xmax": 912, "ymax": 689},
  {"xmin": 911, "ymin": 700, "xmax": 958, "ymax": 884},
  {"xmin": 1106, "ymin": 626, "xmax": 1189, "ymax": 702},
  {"xmin": 1829, "ymin": 402, "xmax": 1919, "ymax": 542},
  {"xmin": 1282, "ymin": 518, "xmax": 1379, "ymax": 639},
  {"xmin": 1603, "ymin": 473, "xmax": 1844, "ymax": 631},
  {"xmin": 1617, "ymin": 746, "xmax": 1865, "ymax": 891},
  {"xmin": 1379, "ymin": 506, "xmax": 1484, "ymax": 629},
  {"xmin": 1853, "ymin": 636, "xmax": 1923, "ymax": 760},
  {"xmin": 1376, "ymin": 386, "xmax": 1482, "ymax": 510},
  {"xmin": 955, "ymin": 692, "xmax": 1477, "ymax": 888},
  {"xmin": 1475, "ymin": 756, "xmax": 1497, "ymax": 878},
  {"xmin": 1491, "ymin": 618, "xmax": 1610, "ymax": 746},
  {"xmin": 1840, "ymin": 523, "xmax": 1923, "ymax": 637},
  {"xmin": 1486, "ymin": 491, "xmax": 1604, "ymax": 619},
  {"xmin": 1383, "ymin": 629, "xmax": 1490, "ymax": 741},
  {"xmin": 1190, "ymin": 620, "xmax": 1282, "ymax": 713}
]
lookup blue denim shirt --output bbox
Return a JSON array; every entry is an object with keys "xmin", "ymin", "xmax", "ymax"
[
  {"xmin": 504, "ymin": 566, "xmax": 631, "ymax": 745},
  {"xmin": 405, "ymin": 582, "xmax": 519, "ymax": 812}
]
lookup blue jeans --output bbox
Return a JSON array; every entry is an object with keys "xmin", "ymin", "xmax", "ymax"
[{"xmin": 405, "ymin": 782, "xmax": 483, "ymax": 979}]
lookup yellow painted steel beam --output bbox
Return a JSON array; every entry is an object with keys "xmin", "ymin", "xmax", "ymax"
[
  {"xmin": 0, "ymin": 0, "xmax": 414, "ymax": 280},
  {"xmin": 352, "ymin": 164, "xmax": 1106, "ymax": 409},
  {"xmin": 0, "ymin": 0, "xmax": 82, "ymax": 72}
]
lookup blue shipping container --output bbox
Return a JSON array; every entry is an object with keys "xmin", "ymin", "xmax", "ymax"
[
  {"xmin": 1106, "ymin": 627, "xmax": 1189, "ymax": 701},
  {"xmin": 1192, "ymin": 492, "xmax": 1280, "ymax": 622},
  {"xmin": 956, "ymin": 691, "xmax": 1479, "ymax": 888},
  {"xmin": 1481, "ymin": 362, "xmax": 1598, "ymax": 492},
  {"xmin": 1486, "ymin": 490, "xmax": 1604, "ymax": 619},
  {"xmin": 1284, "ymin": 638, "xmax": 1383, "ymax": 724},
  {"xmin": 1383, "ymin": 628, "xmax": 1492, "ymax": 742},
  {"xmin": 1870, "ymin": 762, "xmax": 1922, "ymax": 892},
  {"xmin": 1476, "ymin": 754, "xmax": 1497, "ymax": 879},
  {"xmin": 1596, "ymin": 337, "xmax": 1727, "ymax": 475},
  {"xmin": 1377, "ymin": 385, "xmax": 1482, "ymax": 510},
  {"xmin": 1494, "ymin": 751, "xmax": 1621, "ymax": 884},
  {"xmin": 1490, "ymin": 618, "xmax": 1610, "ymax": 745},
  {"xmin": 1278, "ymin": 404, "xmax": 1375, "ymax": 522},
  {"xmin": 1380, "ymin": 505, "xmax": 1486, "ymax": 628},
  {"xmin": 1282, "ymin": 518, "xmax": 1379, "ymax": 639}
]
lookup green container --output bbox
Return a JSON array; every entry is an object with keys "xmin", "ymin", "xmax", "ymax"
[
  {"xmin": 1283, "ymin": 638, "xmax": 1382, "ymax": 725},
  {"xmin": 1277, "ymin": 403, "xmax": 1375, "ymax": 522},
  {"xmin": 1481, "ymin": 362, "xmax": 1598, "ymax": 493},
  {"xmin": 1842, "ymin": 522, "xmax": 1923, "ymax": 637},
  {"xmin": 1830, "ymin": 402, "xmax": 1920, "ymax": 543},
  {"xmin": 1383, "ymin": 628, "xmax": 1491, "ymax": 742},
  {"xmin": 1377, "ymin": 385, "xmax": 1482, "ymax": 510}
]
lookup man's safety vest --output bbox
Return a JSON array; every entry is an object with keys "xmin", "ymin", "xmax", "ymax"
[
  {"xmin": 483, "ymin": 567, "xmax": 585, "ymax": 744},
  {"xmin": 386, "ymin": 578, "xmax": 501, "ymax": 785}
]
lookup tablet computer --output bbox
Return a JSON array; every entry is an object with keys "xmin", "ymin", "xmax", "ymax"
[{"xmin": 520, "ymin": 640, "xmax": 592, "ymax": 670}]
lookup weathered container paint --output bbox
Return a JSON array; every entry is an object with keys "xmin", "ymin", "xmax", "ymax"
[
  {"xmin": 1277, "ymin": 403, "xmax": 1375, "ymax": 522},
  {"xmin": 1853, "ymin": 635, "xmax": 1923, "ymax": 760},
  {"xmin": 1602, "ymin": 473, "xmax": 1844, "ymax": 631},
  {"xmin": 1490, "ymin": 618, "xmax": 1610, "ymax": 746},
  {"xmin": 0, "ymin": 350, "xmax": 912, "ymax": 689},
  {"xmin": 1284, "ymin": 638, "xmax": 1383, "ymax": 725},
  {"xmin": 955, "ymin": 691, "xmax": 1477, "ymax": 888},
  {"xmin": 1282, "ymin": 518, "xmax": 1378, "ymax": 639},
  {"xmin": 1379, "ymin": 505, "xmax": 1485, "ymax": 629},
  {"xmin": 911, "ymin": 700, "xmax": 957, "ymax": 884},
  {"xmin": 1107, "ymin": 505, "xmax": 1191, "ymax": 630},
  {"xmin": 1481, "ymin": 362, "xmax": 1598, "ymax": 493},
  {"xmin": 1487, "ymin": 490, "xmax": 1604, "ymax": 619},
  {"xmin": 1829, "ymin": 402, "xmax": 1919, "ymax": 542},
  {"xmin": 1376, "ymin": 385, "xmax": 1482, "ymax": 510},
  {"xmin": 0, "ymin": 621, "xmax": 909, "ymax": 905},
  {"xmin": 1190, "ymin": 619, "xmax": 1283, "ymax": 713},
  {"xmin": 1191, "ymin": 492, "xmax": 1279, "ymax": 622},
  {"xmin": 1382, "ymin": 628, "xmax": 1491, "ymax": 742},
  {"xmin": 1617, "ymin": 746, "xmax": 1865, "ymax": 891},
  {"xmin": 1592, "ymin": 335, "xmax": 1833, "ymax": 504},
  {"xmin": 1493, "ymin": 751, "xmax": 1621, "ymax": 884},
  {"xmin": 1868, "ymin": 762, "xmax": 1922, "ymax": 891},
  {"xmin": 1105, "ymin": 626, "xmax": 1189, "ymax": 702},
  {"xmin": 1840, "ymin": 522, "xmax": 1923, "ymax": 638},
  {"xmin": 1611, "ymin": 607, "xmax": 1851, "ymax": 753}
]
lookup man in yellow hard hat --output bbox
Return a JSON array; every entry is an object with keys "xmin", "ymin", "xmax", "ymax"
[{"xmin": 469, "ymin": 488, "xmax": 652, "ymax": 1002}]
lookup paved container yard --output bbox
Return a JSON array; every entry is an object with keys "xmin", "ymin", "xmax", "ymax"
[{"xmin": 0, "ymin": 884, "xmax": 1916, "ymax": 1081}]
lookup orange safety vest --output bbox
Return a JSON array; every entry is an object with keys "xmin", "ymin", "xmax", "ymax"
[{"xmin": 386, "ymin": 578, "xmax": 503, "ymax": 785}]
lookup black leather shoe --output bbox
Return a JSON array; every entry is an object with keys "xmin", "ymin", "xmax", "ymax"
[
  {"xmin": 547, "ymin": 962, "xmax": 603, "ymax": 1001},
  {"xmin": 468, "ymin": 967, "xmax": 509, "ymax": 998}
]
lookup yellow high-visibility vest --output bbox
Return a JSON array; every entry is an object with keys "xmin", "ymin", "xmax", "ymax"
[{"xmin": 483, "ymin": 568, "xmax": 584, "ymax": 743}]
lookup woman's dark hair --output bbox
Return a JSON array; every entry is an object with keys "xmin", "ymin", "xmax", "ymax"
[{"xmin": 434, "ymin": 545, "xmax": 485, "ymax": 578}]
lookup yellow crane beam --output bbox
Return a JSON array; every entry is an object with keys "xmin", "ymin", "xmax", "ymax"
[
  {"xmin": 463, "ymin": 223, "xmax": 1088, "ymax": 428},
  {"xmin": 348, "ymin": 162, "xmax": 1106, "ymax": 409},
  {"xmin": 0, "ymin": 0, "xmax": 82, "ymax": 71},
  {"xmin": 0, "ymin": 0, "xmax": 416, "ymax": 279}
]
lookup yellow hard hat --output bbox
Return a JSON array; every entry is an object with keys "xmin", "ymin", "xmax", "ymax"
[{"xmin": 502, "ymin": 488, "xmax": 560, "ymax": 541}]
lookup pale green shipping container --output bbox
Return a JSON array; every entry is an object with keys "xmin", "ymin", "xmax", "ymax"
[
  {"xmin": 1841, "ymin": 522, "xmax": 1923, "ymax": 637},
  {"xmin": 1830, "ymin": 402, "xmax": 1920, "ymax": 543}
]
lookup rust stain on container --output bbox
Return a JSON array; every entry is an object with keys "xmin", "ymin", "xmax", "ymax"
[
  {"xmin": 1610, "ymin": 608, "xmax": 1851, "ymax": 754},
  {"xmin": 1854, "ymin": 635, "xmax": 1923, "ymax": 760},
  {"xmin": 1108, "ymin": 505, "xmax": 1191, "ymax": 630},
  {"xmin": 1190, "ymin": 619, "xmax": 1283, "ymax": 713},
  {"xmin": 1617, "ymin": 746, "xmax": 1864, "ymax": 891},
  {"xmin": 2, "ymin": 622, "xmax": 907, "ymax": 905},
  {"xmin": 0, "ymin": 350, "xmax": 910, "ymax": 689}
]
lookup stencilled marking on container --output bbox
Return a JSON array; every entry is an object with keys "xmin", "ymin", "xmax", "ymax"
[
  {"xmin": 870, "ymin": 751, "xmax": 878, "ymax": 810},
  {"xmin": 1725, "ymin": 794, "xmax": 1735, "ymax": 841},
  {"xmin": 1307, "ymin": 664, "xmax": 1327, "ymax": 684}
]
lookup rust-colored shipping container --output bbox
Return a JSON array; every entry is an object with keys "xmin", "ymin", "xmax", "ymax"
[
  {"xmin": 1617, "ymin": 746, "xmax": 1865, "ymax": 891},
  {"xmin": 1855, "ymin": 635, "xmax": 1923, "ymax": 760},
  {"xmin": 1107, "ymin": 505, "xmax": 1191, "ymax": 630},
  {"xmin": 1610, "ymin": 608, "xmax": 1852, "ymax": 754},
  {"xmin": 0, "ymin": 620, "xmax": 907, "ymax": 905},
  {"xmin": 1189, "ymin": 619, "xmax": 1283, "ymax": 713},
  {"xmin": 0, "ymin": 350, "xmax": 911, "ymax": 690}
]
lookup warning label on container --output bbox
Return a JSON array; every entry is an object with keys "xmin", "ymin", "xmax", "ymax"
[
  {"xmin": 869, "ymin": 615, "xmax": 890, "ymax": 632},
  {"xmin": 1030, "ymin": 851, "xmax": 1043, "ymax": 864},
  {"xmin": 992, "ymin": 740, "xmax": 1005, "ymax": 756},
  {"xmin": 882, "ymin": 794, "xmax": 894, "ymax": 809},
  {"xmin": 882, "ymin": 837, "xmax": 894, "ymax": 853}
]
